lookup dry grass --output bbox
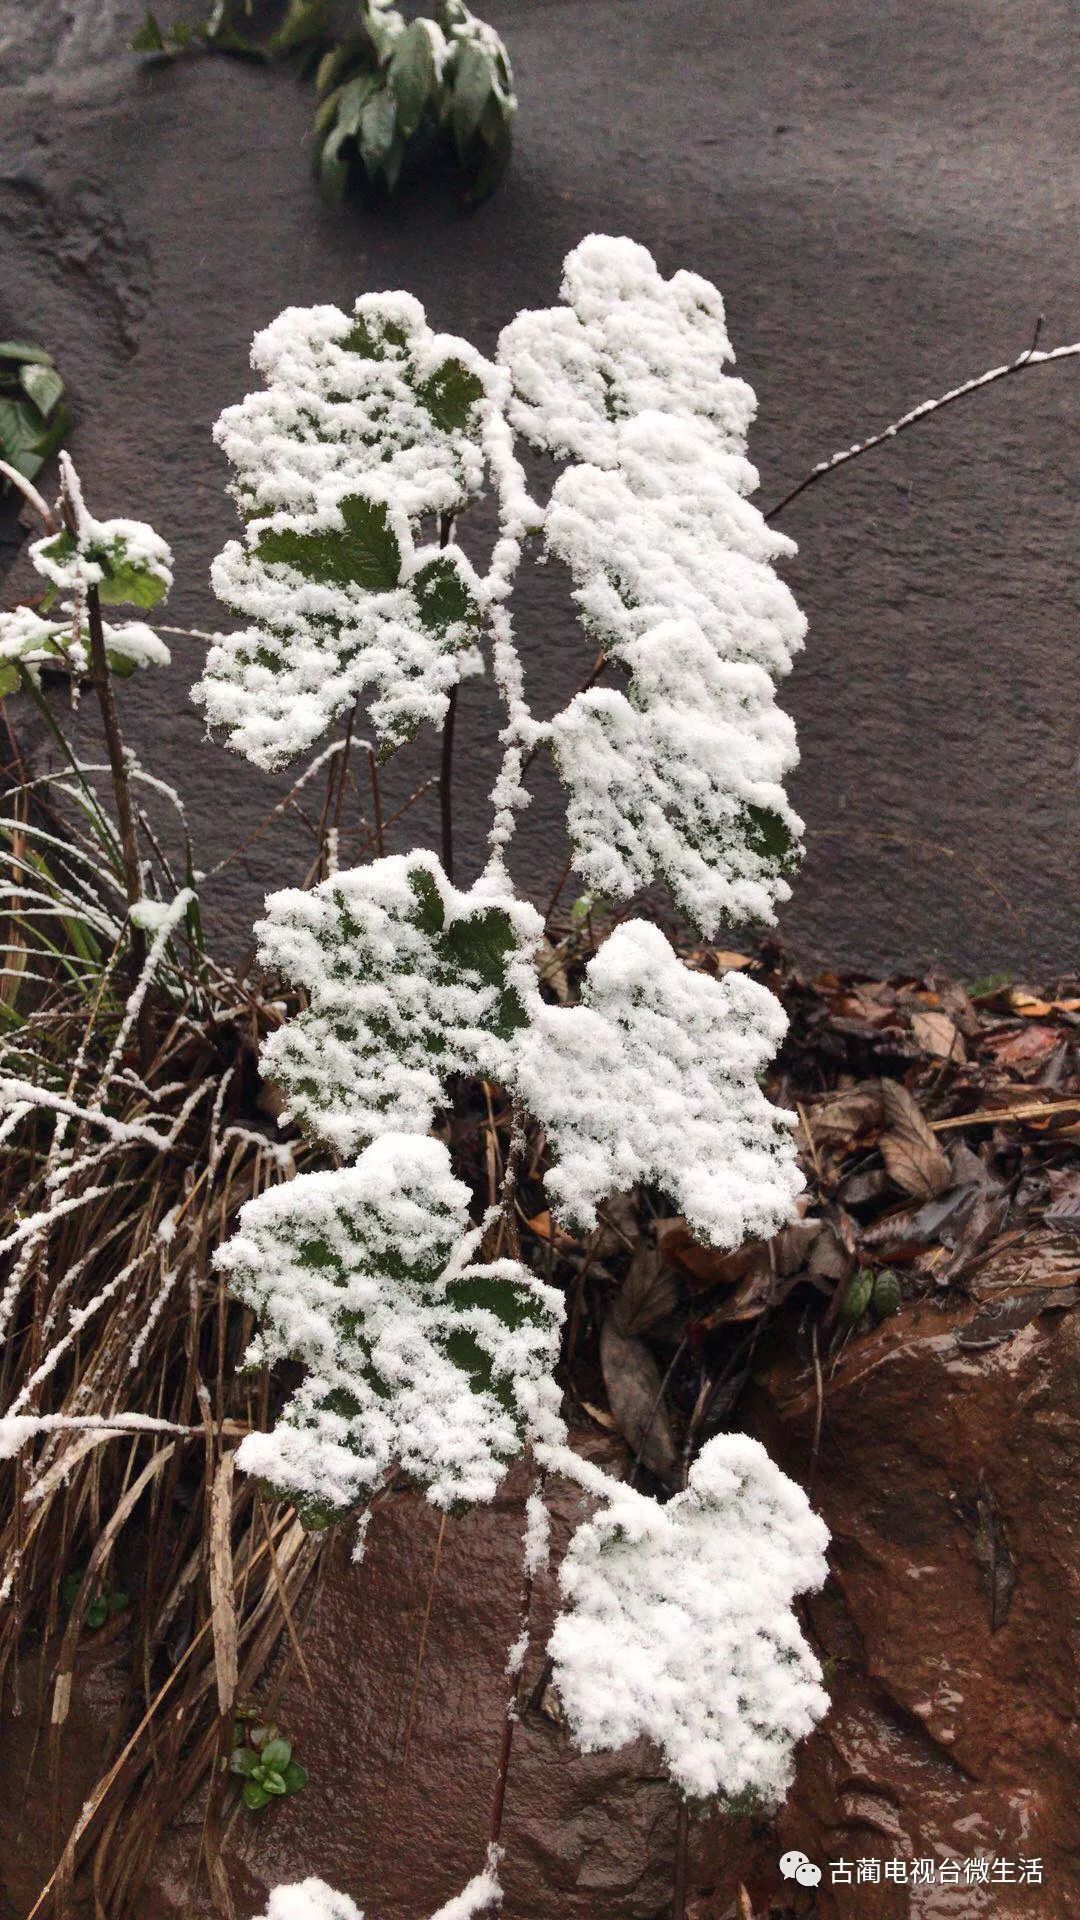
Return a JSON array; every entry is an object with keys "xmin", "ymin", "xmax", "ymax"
[{"xmin": 0, "ymin": 727, "xmax": 332, "ymax": 1919}]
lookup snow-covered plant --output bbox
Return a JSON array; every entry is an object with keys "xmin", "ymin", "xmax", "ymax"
[
  {"xmin": 191, "ymin": 232, "xmax": 828, "ymax": 1914},
  {"xmin": 0, "ymin": 456, "xmax": 172, "ymax": 696}
]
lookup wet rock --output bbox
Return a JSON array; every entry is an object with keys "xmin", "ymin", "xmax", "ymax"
[
  {"xmin": 148, "ymin": 1435, "xmax": 677, "ymax": 1920},
  {"xmin": 6, "ymin": 1238, "xmax": 1076, "ymax": 1919},
  {"xmin": 731, "ymin": 1230, "xmax": 1079, "ymax": 1918},
  {"xmin": 155, "ymin": 1234, "xmax": 1074, "ymax": 1920}
]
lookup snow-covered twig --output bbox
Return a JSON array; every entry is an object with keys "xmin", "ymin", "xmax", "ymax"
[{"xmin": 767, "ymin": 329, "xmax": 1079, "ymax": 521}]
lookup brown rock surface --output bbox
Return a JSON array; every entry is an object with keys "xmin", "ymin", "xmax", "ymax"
[
  {"xmin": 151, "ymin": 1238, "xmax": 1075, "ymax": 1919},
  {"xmin": 728, "ymin": 1229, "xmax": 1080, "ymax": 1919},
  {"xmin": 5, "ymin": 1241, "xmax": 1075, "ymax": 1919}
]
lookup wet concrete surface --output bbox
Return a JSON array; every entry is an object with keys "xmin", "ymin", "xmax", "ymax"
[{"xmin": 0, "ymin": 0, "xmax": 1076, "ymax": 972}]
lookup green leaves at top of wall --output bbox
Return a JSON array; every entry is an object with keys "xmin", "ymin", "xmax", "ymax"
[
  {"xmin": 0, "ymin": 343, "xmax": 69, "ymax": 488},
  {"xmin": 313, "ymin": 2, "xmax": 516, "ymax": 202},
  {"xmin": 133, "ymin": 3, "xmax": 516, "ymax": 203}
]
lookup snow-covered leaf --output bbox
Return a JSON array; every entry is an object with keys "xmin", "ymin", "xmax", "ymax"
[
  {"xmin": 193, "ymin": 295, "xmax": 504, "ymax": 767},
  {"xmin": 223, "ymin": 1135, "xmax": 563, "ymax": 1517},
  {"xmin": 551, "ymin": 620, "xmax": 802, "ymax": 933},
  {"xmin": 31, "ymin": 518, "xmax": 173, "ymax": 609},
  {"xmin": 498, "ymin": 233, "xmax": 756, "ymax": 467},
  {"xmin": 257, "ymin": 850, "xmax": 542, "ymax": 1157},
  {"xmin": 517, "ymin": 920, "xmax": 803, "ymax": 1247},
  {"xmin": 0, "ymin": 605, "xmax": 170, "ymax": 683},
  {"xmin": 549, "ymin": 1432, "xmax": 829, "ymax": 1803}
]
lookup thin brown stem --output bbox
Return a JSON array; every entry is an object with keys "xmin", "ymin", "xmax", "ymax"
[
  {"xmin": 367, "ymin": 746, "xmax": 385, "ymax": 858},
  {"xmin": 440, "ymin": 686, "xmax": 457, "ymax": 881},
  {"xmin": 670, "ymin": 1795, "xmax": 690, "ymax": 1920},
  {"xmin": 488, "ymin": 1469, "xmax": 544, "ymax": 1853}
]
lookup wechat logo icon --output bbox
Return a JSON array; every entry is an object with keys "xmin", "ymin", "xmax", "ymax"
[{"xmin": 779, "ymin": 1849, "xmax": 823, "ymax": 1888}]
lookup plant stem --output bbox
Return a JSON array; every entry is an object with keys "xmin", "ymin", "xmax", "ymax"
[
  {"xmin": 440, "ymin": 687, "xmax": 457, "ymax": 881},
  {"xmin": 84, "ymin": 583, "xmax": 152, "ymax": 1064},
  {"xmin": 670, "ymin": 1796, "xmax": 690, "ymax": 1920},
  {"xmin": 488, "ymin": 1471, "xmax": 543, "ymax": 1854},
  {"xmin": 437, "ymin": 511, "xmax": 457, "ymax": 880}
]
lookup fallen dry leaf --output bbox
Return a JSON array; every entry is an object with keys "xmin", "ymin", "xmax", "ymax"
[
  {"xmin": 1010, "ymin": 988, "xmax": 1080, "ymax": 1018},
  {"xmin": 772, "ymin": 1218, "xmax": 824, "ymax": 1275},
  {"xmin": 808, "ymin": 1223, "xmax": 853, "ymax": 1282},
  {"xmin": 612, "ymin": 1236, "xmax": 679, "ymax": 1337},
  {"xmin": 911, "ymin": 1008, "xmax": 966, "ymax": 1062},
  {"xmin": 879, "ymin": 1079, "xmax": 952, "ymax": 1198},
  {"xmin": 524, "ymin": 1209, "xmax": 580, "ymax": 1250},
  {"xmin": 981, "ymin": 1023, "xmax": 1063, "ymax": 1076},
  {"xmin": 209, "ymin": 1452, "xmax": 238, "ymax": 1720},
  {"xmin": 806, "ymin": 1082, "xmax": 884, "ymax": 1145},
  {"xmin": 580, "ymin": 1399, "xmax": 617, "ymax": 1432},
  {"xmin": 599, "ymin": 1317, "xmax": 678, "ymax": 1484},
  {"xmin": 1045, "ymin": 1169, "xmax": 1080, "ymax": 1232},
  {"xmin": 658, "ymin": 1220, "xmax": 764, "ymax": 1290}
]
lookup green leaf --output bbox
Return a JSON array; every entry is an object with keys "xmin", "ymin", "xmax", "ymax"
[
  {"xmin": 317, "ymin": 122, "xmax": 352, "ymax": 202},
  {"xmin": 416, "ymin": 357, "xmax": 486, "ymax": 434},
  {"xmin": 0, "ymin": 664, "xmax": 21, "ymax": 698},
  {"xmin": 261, "ymin": 1769, "xmax": 288, "ymax": 1795},
  {"xmin": 130, "ymin": 11, "xmax": 167, "ymax": 51},
  {"xmin": 872, "ymin": 1269, "xmax": 902, "ymax": 1320},
  {"xmin": 340, "ymin": 313, "xmax": 410, "ymax": 360},
  {"xmin": 205, "ymin": 17, "xmax": 265, "ymax": 60},
  {"xmin": 362, "ymin": 1, "xmax": 406, "ymax": 63},
  {"xmin": 229, "ymin": 1745, "xmax": 258, "ymax": 1776},
  {"xmin": 358, "ymin": 86, "xmax": 398, "ymax": 176},
  {"xmin": 381, "ymin": 133, "xmax": 406, "ymax": 193},
  {"xmin": 444, "ymin": 1272, "xmax": 551, "ymax": 1333},
  {"xmin": 334, "ymin": 71, "xmax": 378, "ymax": 138},
  {"xmin": 837, "ymin": 1269, "xmax": 874, "ymax": 1330},
  {"xmin": 0, "ymin": 341, "xmax": 55, "ymax": 366},
  {"xmin": 411, "ymin": 554, "xmax": 483, "ymax": 649},
  {"xmin": 741, "ymin": 804, "xmax": 800, "ymax": 874},
  {"xmin": 253, "ymin": 493, "xmax": 402, "ymax": 592},
  {"xmin": 313, "ymin": 82, "xmax": 346, "ymax": 142},
  {"xmin": 242, "ymin": 1779, "xmax": 271, "ymax": 1811},
  {"xmin": 20, "ymin": 362, "xmax": 64, "ymax": 417},
  {"xmin": 282, "ymin": 1761, "xmax": 309, "ymax": 1792},
  {"xmin": 27, "ymin": 404, "xmax": 71, "ymax": 470},
  {"xmin": 0, "ymin": 396, "xmax": 51, "ymax": 479},
  {"xmin": 34, "ymin": 527, "xmax": 170, "ymax": 608},
  {"xmin": 85, "ymin": 1595, "xmax": 108, "ymax": 1630},
  {"xmin": 451, "ymin": 41, "xmax": 494, "ymax": 155},
  {"xmin": 267, "ymin": 0, "xmax": 330, "ymax": 59},
  {"xmin": 387, "ymin": 19, "xmax": 436, "ymax": 138},
  {"xmin": 261, "ymin": 1738, "xmax": 292, "ymax": 1770}
]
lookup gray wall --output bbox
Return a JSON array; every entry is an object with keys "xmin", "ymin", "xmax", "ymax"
[{"xmin": 1, "ymin": 0, "xmax": 1076, "ymax": 972}]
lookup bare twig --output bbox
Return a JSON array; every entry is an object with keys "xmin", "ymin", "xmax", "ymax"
[{"xmin": 767, "ymin": 327, "xmax": 1078, "ymax": 521}]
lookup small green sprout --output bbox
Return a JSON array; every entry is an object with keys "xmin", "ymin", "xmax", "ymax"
[
  {"xmin": 230, "ymin": 1719, "xmax": 308, "ymax": 1812},
  {"xmin": 61, "ymin": 1569, "xmax": 129, "ymax": 1630}
]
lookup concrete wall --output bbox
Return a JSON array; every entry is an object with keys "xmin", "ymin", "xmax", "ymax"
[{"xmin": 1, "ymin": 0, "xmax": 1076, "ymax": 972}]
